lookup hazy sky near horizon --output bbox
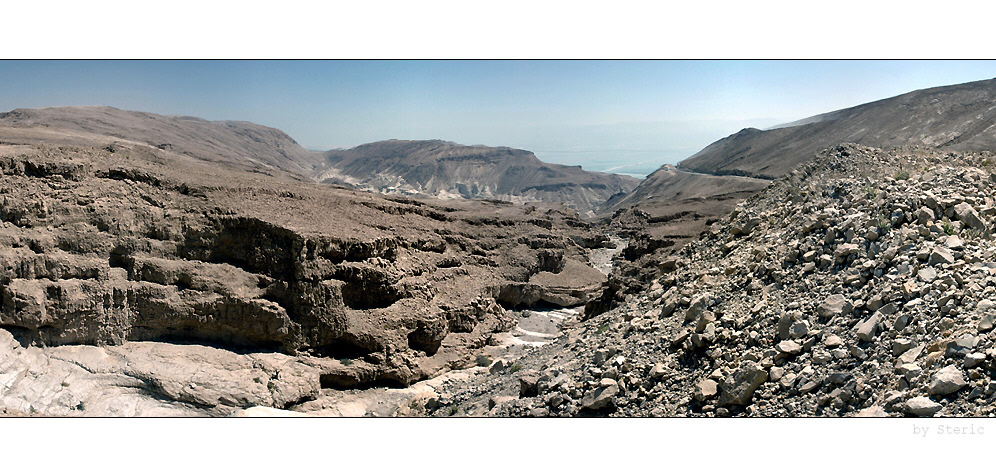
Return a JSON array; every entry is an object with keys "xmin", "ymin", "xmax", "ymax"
[{"xmin": 2, "ymin": 60, "xmax": 995, "ymax": 175}]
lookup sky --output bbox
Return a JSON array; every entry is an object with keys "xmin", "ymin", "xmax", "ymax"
[{"xmin": 2, "ymin": 60, "xmax": 995, "ymax": 176}]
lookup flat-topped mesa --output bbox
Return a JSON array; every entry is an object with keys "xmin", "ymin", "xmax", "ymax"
[{"xmin": 316, "ymin": 139, "xmax": 640, "ymax": 212}]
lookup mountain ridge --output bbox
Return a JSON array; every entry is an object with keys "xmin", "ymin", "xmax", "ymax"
[
  {"xmin": 676, "ymin": 77, "xmax": 996, "ymax": 179},
  {"xmin": 0, "ymin": 106, "xmax": 639, "ymax": 211}
]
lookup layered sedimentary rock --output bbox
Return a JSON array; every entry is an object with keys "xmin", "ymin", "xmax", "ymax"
[{"xmin": 0, "ymin": 140, "xmax": 612, "ymax": 415}]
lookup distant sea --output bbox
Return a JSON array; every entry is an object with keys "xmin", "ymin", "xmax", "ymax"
[{"xmin": 530, "ymin": 148, "xmax": 692, "ymax": 179}]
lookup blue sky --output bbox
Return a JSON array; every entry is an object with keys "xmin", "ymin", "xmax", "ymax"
[{"xmin": 2, "ymin": 60, "xmax": 995, "ymax": 176}]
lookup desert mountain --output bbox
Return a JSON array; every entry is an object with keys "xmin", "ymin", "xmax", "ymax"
[
  {"xmin": 0, "ymin": 107, "xmax": 639, "ymax": 212},
  {"xmin": 316, "ymin": 140, "xmax": 640, "ymax": 212},
  {"xmin": 0, "ymin": 106, "xmax": 323, "ymax": 177},
  {"xmin": 0, "ymin": 120, "xmax": 617, "ymax": 415},
  {"xmin": 679, "ymin": 77, "xmax": 996, "ymax": 179}
]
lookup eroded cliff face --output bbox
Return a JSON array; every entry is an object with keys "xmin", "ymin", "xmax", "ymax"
[{"xmin": 0, "ymin": 142, "xmax": 613, "ymax": 414}]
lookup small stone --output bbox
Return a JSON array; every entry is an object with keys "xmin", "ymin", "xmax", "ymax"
[
  {"xmin": 649, "ymin": 362, "xmax": 667, "ymax": 380},
  {"xmin": 855, "ymin": 312, "xmax": 880, "ymax": 342},
  {"xmin": 489, "ymin": 359, "xmax": 508, "ymax": 374},
  {"xmin": 979, "ymin": 315, "xmax": 995, "ymax": 333},
  {"xmin": 519, "ymin": 372, "xmax": 541, "ymax": 398},
  {"xmin": 581, "ymin": 382, "xmax": 619, "ymax": 411},
  {"xmin": 824, "ymin": 335, "xmax": 843, "ymax": 347},
  {"xmin": 965, "ymin": 352, "xmax": 986, "ymax": 369},
  {"xmin": 916, "ymin": 207, "xmax": 935, "ymax": 225},
  {"xmin": 718, "ymin": 364, "xmax": 767, "ymax": 406},
  {"xmin": 593, "ymin": 349, "xmax": 613, "ymax": 365},
  {"xmin": 694, "ymin": 311, "xmax": 716, "ymax": 333},
  {"xmin": 854, "ymin": 406, "xmax": 888, "ymax": 417},
  {"xmin": 487, "ymin": 396, "xmax": 517, "ymax": 410},
  {"xmin": 684, "ymin": 294, "xmax": 710, "ymax": 323},
  {"xmin": 866, "ymin": 294, "xmax": 884, "ymax": 312},
  {"xmin": 475, "ymin": 355, "xmax": 493, "ymax": 367},
  {"xmin": 917, "ymin": 267, "xmax": 937, "ymax": 282},
  {"xmin": 905, "ymin": 396, "xmax": 942, "ymax": 417},
  {"xmin": 670, "ymin": 329, "xmax": 690, "ymax": 348},
  {"xmin": 529, "ymin": 407, "xmax": 549, "ymax": 417},
  {"xmin": 927, "ymin": 365, "xmax": 967, "ymax": 395},
  {"xmin": 828, "ymin": 372, "xmax": 852, "ymax": 385},
  {"xmin": 928, "ymin": 247, "xmax": 955, "ymax": 266},
  {"xmin": 799, "ymin": 378, "xmax": 821, "ymax": 394},
  {"xmin": 834, "ymin": 243, "xmax": 861, "ymax": 258},
  {"xmin": 789, "ymin": 321, "xmax": 809, "ymax": 340},
  {"xmin": 898, "ymin": 363, "xmax": 922, "ymax": 381},
  {"xmin": 892, "ymin": 338, "xmax": 913, "ymax": 356},
  {"xmin": 944, "ymin": 235, "xmax": 964, "ymax": 250},
  {"xmin": 817, "ymin": 294, "xmax": 853, "ymax": 320},
  {"xmin": 954, "ymin": 202, "xmax": 986, "ymax": 232},
  {"xmin": 946, "ymin": 335, "xmax": 979, "ymax": 356},
  {"xmin": 693, "ymin": 379, "xmax": 719, "ymax": 401},
  {"xmin": 777, "ymin": 312, "xmax": 796, "ymax": 340},
  {"xmin": 775, "ymin": 340, "xmax": 803, "ymax": 355},
  {"xmin": 893, "ymin": 313, "xmax": 910, "ymax": 332}
]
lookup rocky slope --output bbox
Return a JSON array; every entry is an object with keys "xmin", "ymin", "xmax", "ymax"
[
  {"xmin": 679, "ymin": 77, "xmax": 996, "ymax": 179},
  {"xmin": 419, "ymin": 144, "xmax": 996, "ymax": 417},
  {"xmin": 592, "ymin": 77, "xmax": 996, "ymax": 319},
  {"xmin": 0, "ymin": 139, "xmax": 614, "ymax": 415},
  {"xmin": 316, "ymin": 140, "xmax": 640, "ymax": 212}
]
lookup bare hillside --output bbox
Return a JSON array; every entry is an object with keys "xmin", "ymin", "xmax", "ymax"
[
  {"xmin": 679, "ymin": 77, "xmax": 996, "ymax": 179},
  {"xmin": 0, "ymin": 106, "xmax": 324, "ymax": 177}
]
